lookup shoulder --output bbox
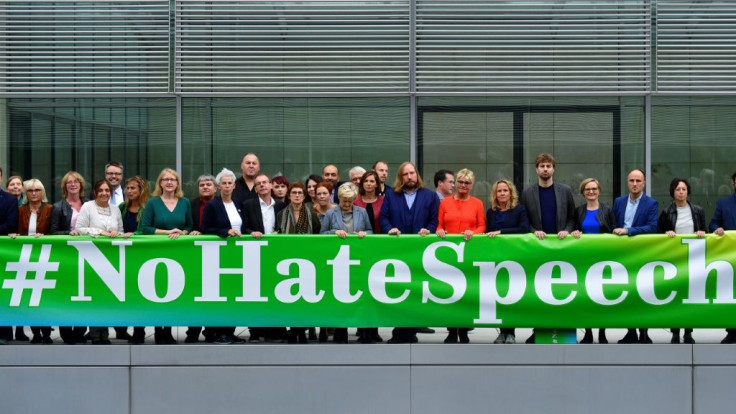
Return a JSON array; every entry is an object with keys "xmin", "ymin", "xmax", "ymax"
[{"xmin": 554, "ymin": 183, "xmax": 574, "ymax": 193}]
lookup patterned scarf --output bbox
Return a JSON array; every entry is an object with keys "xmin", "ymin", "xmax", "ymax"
[{"xmin": 280, "ymin": 203, "xmax": 312, "ymax": 234}]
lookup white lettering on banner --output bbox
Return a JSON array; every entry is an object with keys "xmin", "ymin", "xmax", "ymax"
[
  {"xmin": 68, "ymin": 240, "xmax": 130, "ymax": 301},
  {"xmin": 275, "ymin": 259, "xmax": 325, "ymax": 303},
  {"xmin": 368, "ymin": 259, "xmax": 411, "ymax": 304},
  {"xmin": 637, "ymin": 261, "xmax": 678, "ymax": 305},
  {"xmin": 422, "ymin": 241, "xmax": 466, "ymax": 304},
  {"xmin": 138, "ymin": 258, "xmax": 185, "ymax": 302},
  {"xmin": 194, "ymin": 240, "xmax": 268, "ymax": 303},
  {"xmin": 3, "ymin": 244, "xmax": 58, "ymax": 307},
  {"xmin": 682, "ymin": 238, "xmax": 736, "ymax": 304},
  {"xmin": 327, "ymin": 245, "xmax": 362, "ymax": 303},
  {"xmin": 585, "ymin": 261, "xmax": 629, "ymax": 305},
  {"xmin": 534, "ymin": 261, "xmax": 578, "ymax": 305},
  {"xmin": 473, "ymin": 261, "xmax": 527, "ymax": 324}
]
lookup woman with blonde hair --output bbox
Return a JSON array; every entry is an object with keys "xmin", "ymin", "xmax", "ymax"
[
  {"xmin": 51, "ymin": 171, "xmax": 88, "ymax": 344},
  {"xmin": 142, "ymin": 168, "xmax": 194, "ymax": 344},
  {"xmin": 571, "ymin": 177, "xmax": 615, "ymax": 344},
  {"xmin": 436, "ymin": 169, "xmax": 486, "ymax": 343},
  {"xmin": 486, "ymin": 179, "xmax": 529, "ymax": 344},
  {"xmin": 10, "ymin": 179, "xmax": 54, "ymax": 344}
]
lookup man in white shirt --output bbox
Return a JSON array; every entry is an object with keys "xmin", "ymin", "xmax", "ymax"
[{"xmin": 105, "ymin": 161, "xmax": 124, "ymax": 206}]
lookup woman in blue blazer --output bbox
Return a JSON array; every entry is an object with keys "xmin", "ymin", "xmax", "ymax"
[{"xmin": 320, "ymin": 183, "xmax": 373, "ymax": 343}]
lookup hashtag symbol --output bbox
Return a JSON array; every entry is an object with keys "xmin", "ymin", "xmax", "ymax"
[{"xmin": 3, "ymin": 244, "xmax": 59, "ymax": 307}]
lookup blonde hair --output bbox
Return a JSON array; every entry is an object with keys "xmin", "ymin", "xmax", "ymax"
[
  {"xmin": 337, "ymin": 182, "xmax": 359, "ymax": 200},
  {"xmin": 23, "ymin": 178, "xmax": 48, "ymax": 204},
  {"xmin": 579, "ymin": 178, "xmax": 601, "ymax": 195},
  {"xmin": 60, "ymin": 171, "xmax": 86, "ymax": 199},
  {"xmin": 490, "ymin": 179, "xmax": 519, "ymax": 211},
  {"xmin": 456, "ymin": 168, "xmax": 475, "ymax": 184},
  {"xmin": 153, "ymin": 168, "xmax": 183, "ymax": 198}
]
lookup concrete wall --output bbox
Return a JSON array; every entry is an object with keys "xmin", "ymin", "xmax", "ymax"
[{"xmin": 1, "ymin": 344, "xmax": 733, "ymax": 414}]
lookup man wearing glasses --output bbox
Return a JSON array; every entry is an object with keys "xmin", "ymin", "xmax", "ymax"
[{"xmin": 105, "ymin": 161, "xmax": 124, "ymax": 206}]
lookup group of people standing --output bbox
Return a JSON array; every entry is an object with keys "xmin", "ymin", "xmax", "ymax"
[{"xmin": 0, "ymin": 151, "xmax": 734, "ymax": 345}]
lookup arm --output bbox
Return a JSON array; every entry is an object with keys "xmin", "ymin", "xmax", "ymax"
[
  {"xmin": 563, "ymin": 189, "xmax": 576, "ymax": 232},
  {"xmin": 709, "ymin": 202, "xmax": 723, "ymax": 233},
  {"xmin": 50, "ymin": 203, "xmax": 68, "ymax": 235},
  {"xmin": 473, "ymin": 199, "xmax": 486, "ymax": 233},
  {"xmin": 378, "ymin": 194, "xmax": 393, "ymax": 234},
  {"xmin": 425, "ymin": 193, "xmax": 439, "ymax": 233},
  {"xmin": 0, "ymin": 197, "xmax": 18, "ymax": 235},
  {"xmin": 74, "ymin": 203, "xmax": 102, "ymax": 236},
  {"xmin": 141, "ymin": 199, "xmax": 157, "ymax": 234},
  {"xmin": 182, "ymin": 199, "xmax": 193, "ymax": 232},
  {"xmin": 320, "ymin": 209, "xmax": 337, "ymax": 234},
  {"xmin": 500, "ymin": 205, "xmax": 530, "ymax": 234}
]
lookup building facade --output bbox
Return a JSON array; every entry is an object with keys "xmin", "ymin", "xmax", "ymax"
[{"xmin": 1, "ymin": 0, "xmax": 734, "ymax": 213}]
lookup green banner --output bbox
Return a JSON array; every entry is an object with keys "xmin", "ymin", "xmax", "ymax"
[{"xmin": 1, "ymin": 233, "xmax": 735, "ymax": 328}]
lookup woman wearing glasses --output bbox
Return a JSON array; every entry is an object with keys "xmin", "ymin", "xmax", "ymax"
[
  {"xmin": 277, "ymin": 182, "xmax": 321, "ymax": 344},
  {"xmin": 571, "ymin": 178, "xmax": 615, "ymax": 344},
  {"xmin": 142, "ymin": 168, "xmax": 195, "ymax": 344},
  {"xmin": 436, "ymin": 169, "xmax": 486, "ymax": 343}
]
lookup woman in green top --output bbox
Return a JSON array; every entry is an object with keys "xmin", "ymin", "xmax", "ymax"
[{"xmin": 141, "ymin": 168, "xmax": 196, "ymax": 344}]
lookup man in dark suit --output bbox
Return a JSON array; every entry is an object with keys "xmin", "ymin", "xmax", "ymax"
[
  {"xmin": 379, "ymin": 161, "xmax": 439, "ymax": 344},
  {"xmin": 612, "ymin": 168, "xmax": 659, "ymax": 343},
  {"xmin": 185, "ymin": 174, "xmax": 217, "ymax": 343},
  {"xmin": 0, "ymin": 167, "xmax": 19, "ymax": 344},
  {"xmin": 242, "ymin": 173, "xmax": 286, "ymax": 342},
  {"xmin": 519, "ymin": 153, "xmax": 576, "ymax": 343},
  {"xmin": 709, "ymin": 171, "xmax": 736, "ymax": 343},
  {"xmin": 373, "ymin": 160, "xmax": 391, "ymax": 195}
]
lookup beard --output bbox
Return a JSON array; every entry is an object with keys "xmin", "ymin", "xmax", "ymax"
[{"xmin": 404, "ymin": 180, "xmax": 417, "ymax": 189}]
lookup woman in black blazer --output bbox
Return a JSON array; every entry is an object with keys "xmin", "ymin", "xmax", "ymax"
[
  {"xmin": 486, "ymin": 179, "xmax": 529, "ymax": 344},
  {"xmin": 200, "ymin": 168, "xmax": 247, "ymax": 345},
  {"xmin": 571, "ymin": 178, "xmax": 616, "ymax": 344}
]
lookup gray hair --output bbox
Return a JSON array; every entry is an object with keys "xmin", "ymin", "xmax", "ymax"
[
  {"xmin": 214, "ymin": 168, "xmax": 236, "ymax": 185},
  {"xmin": 197, "ymin": 174, "xmax": 216, "ymax": 186},
  {"xmin": 338, "ymin": 182, "xmax": 359, "ymax": 200},
  {"xmin": 349, "ymin": 166, "xmax": 366, "ymax": 177}
]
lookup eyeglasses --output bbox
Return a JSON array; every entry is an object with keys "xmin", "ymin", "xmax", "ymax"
[
  {"xmin": 584, "ymin": 188, "xmax": 599, "ymax": 193},
  {"xmin": 255, "ymin": 181, "xmax": 270, "ymax": 186},
  {"xmin": 106, "ymin": 172, "xmax": 123, "ymax": 176},
  {"xmin": 290, "ymin": 191, "xmax": 304, "ymax": 196},
  {"xmin": 66, "ymin": 180, "xmax": 80, "ymax": 185},
  {"xmin": 457, "ymin": 180, "xmax": 472, "ymax": 186},
  {"xmin": 161, "ymin": 178, "xmax": 177, "ymax": 183},
  {"xmin": 27, "ymin": 189, "xmax": 42, "ymax": 193}
]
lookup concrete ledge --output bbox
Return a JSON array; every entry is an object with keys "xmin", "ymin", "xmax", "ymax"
[
  {"xmin": 0, "ymin": 344, "xmax": 131, "ymax": 366},
  {"xmin": 411, "ymin": 343, "xmax": 694, "ymax": 365},
  {"xmin": 131, "ymin": 343, "xmax": 410, "ymax": 366}
]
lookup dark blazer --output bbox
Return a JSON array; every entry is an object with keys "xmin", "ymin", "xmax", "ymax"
[
  {"xmin": 658, "ymin": 201, "xmax": 706, "ymax": 233},
  {"xmin": 242, "ymin": 197, "xmax": 286, "ymax": 234},
  {"xmin": 320, "ymin": 205, "xmax": 373, "ymax": 234},
  {"xmin": 520, "ymin": 183, "xmax": 576, "ymax": 233},
  {"xmin": 709, "ymin": 193, "xmax": 736, "ymax": 232},
  {"xmin": 574, "ymin": 203, "xmax": 616, "ymax": 234},
  {"xmin": 201, "ymin": 197, "xmax": 244, "ymax": 238},
  {"xmin": 379, "ymin": 187, "xmax": 439, "ymax": 234},
  {"xmin": 49, "ymin": 198, "xmax": 88, "ymax": 235},
  {"xmin": 0, "ymin": 189, "xmax": 19, "ymax": 235},
  {"xmin": 485, "ymin": 204, "xmax": 530, "ymax": 234},
  {"xmin": 331, "ymin": 181, "xmax": 347, "ymax": 203},
  {"xmin": 612, "ymin": 193, "xmax": 659, "ymax": 236}
]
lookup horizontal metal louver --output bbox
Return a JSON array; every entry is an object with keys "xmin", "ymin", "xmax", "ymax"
[
  {"xmin": 415, "ymin": 1, "xmax": 651, "ymax": 93},
  {"xmin": 0, "ymin": 0, "xmax": 171, "ymax": 93},
  {"xmin": 656, "ymin": 1, "xmax": 736, "ymax": 92},
  {"xmin": 175, "ymin": 0, "xmax": 410, "ymax": 93}
]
